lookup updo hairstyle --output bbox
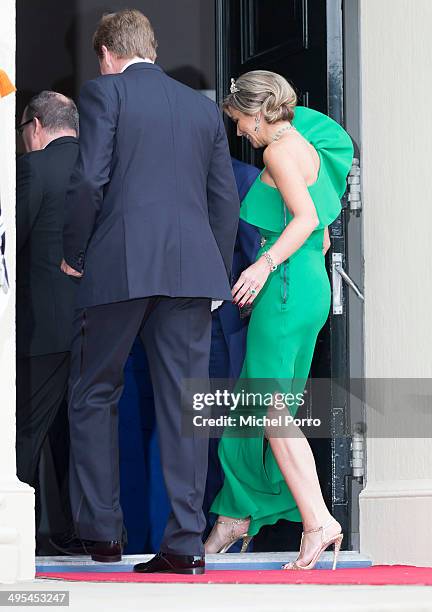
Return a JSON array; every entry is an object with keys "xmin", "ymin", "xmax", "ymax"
[{"xmin": 223, "ymin": 70, "xmax": 297, "ymax": 123}]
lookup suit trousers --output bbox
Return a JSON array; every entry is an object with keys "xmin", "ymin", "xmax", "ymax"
[
  {"xmin": 16, "ymin": 352, "xmax": 71, "ymax": 534},
  {"xmin": 68, "ymin": 296, "xmax": 212, "ymax": 555},
  {"xmin": 202, "ymin": 314, "xmax": 228, "ymax": 538}
]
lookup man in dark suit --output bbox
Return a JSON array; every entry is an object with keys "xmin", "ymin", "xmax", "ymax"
[
  {"xmin": 61, "ymin": 9, "xmax": 239, "ymax": 573},
  {"xmin": 16, "ymin": 91, "xmax": 80, "ymax": 547}
]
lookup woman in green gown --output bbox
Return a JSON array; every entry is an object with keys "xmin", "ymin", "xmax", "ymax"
[{"xmin": 205, "ymin": 71, "xmax": 354, "ymax": 570}]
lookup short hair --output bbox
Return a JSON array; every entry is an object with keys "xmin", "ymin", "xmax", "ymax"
[
  {"xmin": 25, "ymin": 91, "xmax": 79, "ymax": 135},
  {"xmin": 223, "ymin": 70, "xmax": 297, "ymax": 124},
  {"xmin": 93, "ymin": 9, "xmax": 157, "ymax": 61}
]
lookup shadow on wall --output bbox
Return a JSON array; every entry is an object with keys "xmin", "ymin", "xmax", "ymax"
[
  {"xmin": 16, "ymin": 0, "xmax": 216, "ymax": 148},
  {"xmin": 16, "ymin": 1, "xmax": 79, "ymax": 153},
  {"xmin": 166, "ymin": 65, "xmax": 209, "ymax": 90}
]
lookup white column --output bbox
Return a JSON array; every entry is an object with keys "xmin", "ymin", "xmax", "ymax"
[
  {"xmin": 0, "ymin": 0, "xmax": 35, "ymax": 582},
  {"xmin": 359, "ymin": 0, "xmax": 432, "ymax": 565}
]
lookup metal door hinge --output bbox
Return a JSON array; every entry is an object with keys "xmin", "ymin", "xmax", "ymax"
[
  {"xmin": 347, "ymin": 158, "xmax": 361, "ymax": 212},
  {"xmin": 350, "ymin": 423, "xmax": 365, "ymax": 482}
]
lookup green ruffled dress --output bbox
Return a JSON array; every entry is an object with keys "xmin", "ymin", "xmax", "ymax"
[{"xmin": 210, "ymin": 106, "xmax": 354, "ymax": 535}]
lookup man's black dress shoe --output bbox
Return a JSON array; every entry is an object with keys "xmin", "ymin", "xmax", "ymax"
[
  {"xmin": 49, "ymin": 532, "xmax": 88, "ymax": 556},
  {"xmin": 49, "ymin": 532, "xmax": 122, "ymax": 562},
  {"xmin": 82, "ymin": 540, "xmax": 122, "ymax": 563},
  {"xmin": 133, "ymin": 552, "xmax": 205, "ymax": 575}
]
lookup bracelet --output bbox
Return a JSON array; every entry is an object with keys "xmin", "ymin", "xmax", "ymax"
[{"xmin": 262, "ymin": 250, "xmax": 277, "ymax": 272}]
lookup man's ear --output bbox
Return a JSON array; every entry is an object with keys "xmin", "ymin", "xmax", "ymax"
[
  {"xmin": 101, "ymin": 45, "xmax": 111, "ymax": 67},
  {"xmin": 33, "ymin": 116, "xmax": 42, "ymax": 136}
]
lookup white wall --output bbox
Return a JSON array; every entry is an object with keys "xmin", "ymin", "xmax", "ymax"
[
  {"xmin": 0, "ymin": 0, "xmax": 17, "ymax": 479},
  {"xmin": 359, "ymin": 0, "xmax": 432, "ymax": 565},
  {"xmin": 0, "ymin": 0, "xmax": 35, "ymax": 583}
]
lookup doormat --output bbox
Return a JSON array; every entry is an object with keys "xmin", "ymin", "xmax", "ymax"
[{"xmin": 37, "ymin": 565, "xmax": 432, "ymax": 585}]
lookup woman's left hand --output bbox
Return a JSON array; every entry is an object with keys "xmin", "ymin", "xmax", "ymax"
[{"xmin": 232, "ymin": 257, "xmax": 271, "ymax": 307}]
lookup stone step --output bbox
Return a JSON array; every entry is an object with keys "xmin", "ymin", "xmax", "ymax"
[{"xmin": 36, "ymin": 551, "xmax": 372, "ymax": 572}]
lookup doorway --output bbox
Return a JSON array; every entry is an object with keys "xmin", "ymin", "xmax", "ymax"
[
  {"xmin": 16, "ymin": 0, "xmax": 218, "ymax": 555},
  {"xmin": 216, "ymin": 0, "xmax": 364, "ymax": 552},
  {"xmin": 16, "ymin": 0, "xmax": 364, "ymax": 554}
]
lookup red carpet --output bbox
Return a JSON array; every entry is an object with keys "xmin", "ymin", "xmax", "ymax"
[{"xmin": 37, "ymin": 566, "xmax": 432, "ymax": 585}]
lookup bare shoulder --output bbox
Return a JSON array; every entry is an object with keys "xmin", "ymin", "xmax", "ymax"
[
  {"xmin": 263, "ymin": 136, "xmax": 302, "ymax": 176},
  {"xmin": 264, "ymin": 131, "xmax": 319, "ymax": 186}
]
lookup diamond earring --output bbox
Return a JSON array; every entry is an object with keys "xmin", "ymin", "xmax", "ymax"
[{"xmin": 254, "ymin": 115, "xmax": 261, "ymax": 133}]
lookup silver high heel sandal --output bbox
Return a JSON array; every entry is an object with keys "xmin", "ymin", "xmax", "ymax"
[
  {"xmin": 282, "ymin": 519, "xmax": 343, "ymax": 570},
  {"xmin": 205, "ymin": 518, "xmax": 252, "ymax": 554}
]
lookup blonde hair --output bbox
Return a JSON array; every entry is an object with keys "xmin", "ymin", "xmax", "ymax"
[
  {"xmin": 223, "ymin": 70, "xmax": 297, "ymax": 123},
  {"xmin": 93, "ymin": 9, "xmax": 158, "ymax": 61}
]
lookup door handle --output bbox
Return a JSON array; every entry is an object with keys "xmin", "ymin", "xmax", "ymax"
[{"xmin": 332, "ymin": 252, "xmax": 364, "ymax": 315}]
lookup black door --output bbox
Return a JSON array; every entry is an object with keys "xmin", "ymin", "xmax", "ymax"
[{"xmin": 216, "ymin": 0, "xmax": 352, "ymax": 551}]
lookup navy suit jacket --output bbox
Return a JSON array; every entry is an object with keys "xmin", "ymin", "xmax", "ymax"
[
  {"xmin": 16, "ymin": 137, "xmax": 80, "ymax": 356},
  {"xmin": 64, "ymin": 63, "xmax": 240, "ymax": 308},
  {"xmin": 214, "ymin": 158, "xmax": 261, "ymax": 378}
]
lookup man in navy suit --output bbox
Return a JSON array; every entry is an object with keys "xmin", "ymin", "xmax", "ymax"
[{"xmin": 61, "ymin": 9, "xmax": 239, "ymax": 573}]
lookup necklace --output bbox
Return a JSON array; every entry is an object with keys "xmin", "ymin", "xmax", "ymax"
[{"xmin": 271, "ymin": 123, "xmax": 295, "ymax": 142}]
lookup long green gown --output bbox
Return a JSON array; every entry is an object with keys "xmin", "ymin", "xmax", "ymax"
[{"xmin": 210, "ymin": 106, "xmax": 354, "ymax": 536}]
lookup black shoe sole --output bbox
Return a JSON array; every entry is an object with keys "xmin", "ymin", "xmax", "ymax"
[
  {"xmin": 134, "ymin": 567, "xmax": 205, "ymax": 575},
  {"xmin": 91, "ymin": 554, "xmax": 122, "ymax": 563},
  {"xmin": 170, "ymin": 567, "xmax": 206, "ymax": 575}
]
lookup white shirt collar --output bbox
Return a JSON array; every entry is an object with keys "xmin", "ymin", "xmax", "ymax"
[{"xmin": 121, "ymin": 57, "xmax": 154, "ymax": 73}]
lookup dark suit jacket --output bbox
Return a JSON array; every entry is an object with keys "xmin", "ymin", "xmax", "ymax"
[
  {"xmin": 214, "ymin": 158, "xmax": 261, "ymax": 378},
  {"xmin": 229, "ymin": 158, "xmax": 261, "ymax": 286},
  {"xmin": 64, "ymin": 63, "xmax": 240, "ymax": 309},
  {"xmin": 16, "ymin": 136, "xmax": 80, "ymax": 357}
]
